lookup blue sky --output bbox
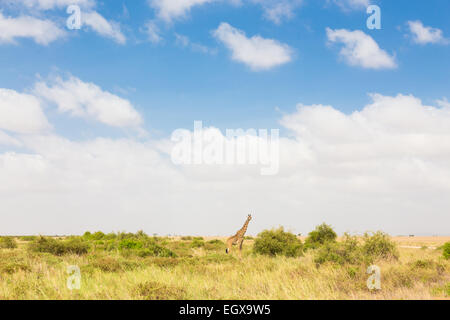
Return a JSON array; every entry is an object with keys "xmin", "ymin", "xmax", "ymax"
[
  {"xmin": 1, "ymin": 0, "xmax": 450, "ymax": 235},
  {"xmin": 1, "ymin": 0, "xmax": 449, "ymax": 137}
]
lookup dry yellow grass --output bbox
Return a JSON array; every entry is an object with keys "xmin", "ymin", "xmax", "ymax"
[{"xmin": 0, "ymin": 237, "xmax": 448, "ymax": 300}]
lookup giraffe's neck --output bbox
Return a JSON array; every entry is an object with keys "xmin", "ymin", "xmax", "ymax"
[{"xmin": 236, "ymin": 218, "xmax": 250, "ymax": 238}]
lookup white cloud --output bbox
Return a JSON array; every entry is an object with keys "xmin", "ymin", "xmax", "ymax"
[
  {"xmin": 251, "ymin": 0, "xmax": 303, "ymax": 24},
  {"xmin": 175, "ymin": 33, "xmax": 190, "ymax": 47},
  {"xmin": 213, "ymin": 22, "xmax": 293, "ymax": 71},
  {"xmin": 82, "ymin": 11, "xmax": 126, "ymax": 44},
  {"xmin": 16, "ymin": 0, "xmax": 95, "ymax": 10},
  {"xmin": 330, "ymin": 0, "xmax": 369, "ymax": 11},
  {"xmin": 437, "ymin": 98, "xmax": 450, "ymax": 109},
  {"xmin": 0, "ymin": 88, "xmax": 50, "ymax": 134},
  {"xmin": 0, "ymin": 130, "xmax": 22, "ymax": 146},
  {"xmin": 149, "ymin": 0, "xmax": 302, "ymax": 24},
  {"xmin": 407, "ymin": 20, "xmax": 448, "ymax": 45},
  {"xmin": 149, "ymin": 0, "xmax": 215, "ymax": 22},
  {"xmin": 326, "ymin": 28, "xmax": 397, "ymax": 69},
  {"xmin": 2, "ymin": 91, "xmax": 450, "ymax": 236},
  {"xmin": 2, "ymin": 1, "xmax": 125, "ymax": 44},
  {"xmin": 0, "ymin": 12, "xmax": 66, "ymax": 45},
  {"xmin": 34, "ymin": 76, "xmax": 142, "ymax": 128},
  {"xmin": 175, "ymin": 33, "xmax": 217, "ymax": 54},
  {"xmin": 143, "ymin": 20, "xmax": 163, "ymax": 44}
]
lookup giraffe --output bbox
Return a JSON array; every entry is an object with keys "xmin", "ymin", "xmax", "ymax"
[{"xmin": 226, "ymin": 214, "xmax": 252, "ymax": 257}]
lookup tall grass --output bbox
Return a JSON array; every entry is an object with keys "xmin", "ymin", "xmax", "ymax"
[{"xmin": 0, "ymin": 232, "xmax": 448, "ymax": 300}]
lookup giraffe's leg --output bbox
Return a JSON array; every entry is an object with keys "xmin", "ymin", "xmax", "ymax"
[
  {"xmin": 226, "ymin": 237, "xmax": 234, "ymax": 254},
  {"xmin": 238, "ymin": 239, "xmax": 244, "ymax": 259}
]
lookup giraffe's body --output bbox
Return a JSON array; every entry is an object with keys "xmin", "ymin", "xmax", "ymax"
[{"xmin": 226, "ymin": 214, "xmax": 252, "ymax": 257}]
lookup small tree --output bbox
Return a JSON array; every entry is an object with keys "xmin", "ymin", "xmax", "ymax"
[
  {"xmin": 253, "ymin": 227, "xmax": 303, "ymax": 257},
  {"xmin": 305, "ymin": 223, "xmax": 337, "ymax": 249},
  {"xmin": 362, "ymin": 231, "xmax": 398, "ymax": 260}
]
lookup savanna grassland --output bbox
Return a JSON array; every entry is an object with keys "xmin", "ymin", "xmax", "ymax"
[{"xmin": 0, "ymin": 227, "xmax": 449, "ymax": 300}]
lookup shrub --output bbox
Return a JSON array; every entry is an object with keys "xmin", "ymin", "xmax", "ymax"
[
  {"xmin": 253, "ymin": 227, "xmax": 303, "ymax": 257},
  {"xmin": 0, "ymin": 237, "xmax": 18, "ymax": 249},
  {"xmin": 83, "ymin": 231, "xmax": 92, "ymax": 238},
  {"xmin": 190, "ymin": 239, "xmax": 204, "ymax": 248},
  {"xmin": 119, "ymin": 238, "xmax": 176, "ymax": 258},
  {"xmin": 443, "ymin": 242, "xmax": 450, "ymax": 260},
  {"xmin": 118, "ymin": 239, "xmax": 143, "ymax": 250},
  {"xmin": 136, "ymin": 246, "xmax": 176, "ymax": 258},
  {"xmin": 207, "ymin": 239, "xmax": 223, "ymax": 244},
  {"xmin": 304, "ymin": 223, "xmax": 337, "ymax": 249},
  {"xmin": 314, "ymin": 232, "xmax": 399, "ymax": 266},
  {"xmin": 314, "ymin": 233, "xmax": 365, "ymax": 266},
  {"xmin": 204, "ymin": 240, "xmax": 225, "ymax": 251},
  {"xmin": 362, "ymin": 231, "xmax": 398, "ymax": 260},
  {"xmin": 117, "ymin": 232, "xmax": 139, "ymax": 240},
  {"xmin": 28, "ymin": 236, "xmax": 89, "ymax": 255},
  {"xmin": 410, "ymin": 259, "xmax": 435, "ymax": 269},
  {"xmin": 0, "ymin": 262, "xmax": 30, "ymax": 274},
  {"xmin": 181, "ymin": 236, "xmax": 193, "ymax": 240},
  {"xmin": 84, "ymin": 231, "xmax": 118, "ymax": 241},
  {"xmin": 91, "ymin": 231, "xmax": 106, "ymax": 240},
  {"xmin": 19, "ymin": 236, "xmax": 37, "ymax": 242}
]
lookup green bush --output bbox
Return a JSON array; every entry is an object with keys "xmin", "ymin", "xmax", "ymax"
[
  {"xmin": 0, "ymin": 237, "xmax": 18, "ymax": 249},
  {"xmin": 19, "ymin": 236, "xmax": 37, "ymax": 242},
  {"xmin": 304, "ymin": 223, "xmax": 337, "ymax": 249},
  {"xmin": 443, "ymin": 242, "xmax": 450, "ymax": 260},
  {"xmin": 362, "ymin": 231, "xmax": 398, "ymax": 260},
  {"xmin": 28, "ymin": 236, "xmax": 89, "ymax": 255},
  {"xmin": 204, "ymin": 240, "xmax": 225, "ymax": 251},
  {"xmin": 190, "ymin": 239, "xmax": 204, "ymax": 248},
  {"xmin": 91, "ymin": 231, "xmax": 106, "ymax": 240},
  {"xmin": 118, "ymin": 238, "xmax": 176, "ymax": 258},
  {"xmin": 314, "ymin": 232, "xmax": 399, "ymax": 266},
  {"xmin": 136, "ymin": 246, "xmax": 176, "ymax": 258},
  {"xmin": 314, "ymin": 234, "xmax": 365, "ymax": 265},
  {"xmin": 118, "ymin": 239, "xmax": 143, "ymax": 250},
  {"xmin": 253, "ymin": 227, "xmax": 303, "ymax": 257}
]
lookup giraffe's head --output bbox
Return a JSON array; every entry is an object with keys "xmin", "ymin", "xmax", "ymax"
[{"xmin": 248, "ymin": 214, "xmax": 252, "ymax": 221}]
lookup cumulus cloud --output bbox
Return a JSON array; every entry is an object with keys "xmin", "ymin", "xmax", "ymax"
[
  {"xmin": 82, "ymin": 11, "xmax": 126, "ymax": 44},
  {"xmin": 14, "ymin": 0, "xmax": 95, "ymax": 10},
  {"xmin": 149, "ymin": 0, "xmax": 215, "ymax": 22},
  {"xmin": 2, "ymin": 1, "xmax": 125, "ymax": 44},
  {"xmin": 251, "ymin": 0, "xmax": 303, "ymax": 24},
  {"xmin": 326, "ymin": 28, "xmax": 397, "ymax": 69},
  {"xmin": 34, "ymin": 76, "xmax": 142, "ymax": 128},
  {"xmin": 143, "ymin": 20, "xmax": 163, "ymax": 44},
  {"xmin": 213, "ymin": 22, "xmax": 293, "ymax": 71},
  {"xmin": 1, "ymin": 90, "xmax": 450, "ymax": 236},
  {"xmin": 0, "ymin": 88, "xmax": 50, "ymax": 134},
  {"xmin": 0, "ymin": 130, "xmax": 22, "ymax": 147},
  {"xmin": 0, "ymin": 12, "xmax": 66, "ymax": 45},
  {"xmin": 437, "ymin": 98, "xmax": 450, "ymax": 109},
  {"xmin": 407, "ymin": 20, "xmax": 448, "ymax": 45}
]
